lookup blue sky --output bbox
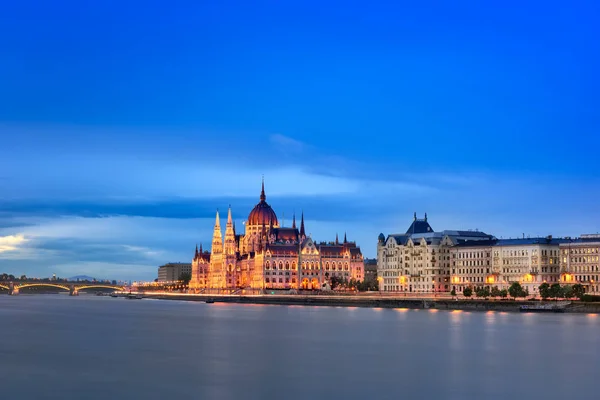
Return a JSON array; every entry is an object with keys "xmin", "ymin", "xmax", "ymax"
[{"xmin": 1, "ymin": 0, "xmax": 599, "ymax": 280}]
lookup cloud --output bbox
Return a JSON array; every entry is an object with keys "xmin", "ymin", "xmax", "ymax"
[
  {"xmin": 269, "ymin": 133, "xmax": 306, "ymax": 152},
  {"xmin": 0, "ymin": 234, "xmax": 28, "ymax": 253}
]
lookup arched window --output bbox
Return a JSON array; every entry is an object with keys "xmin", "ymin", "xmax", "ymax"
[
  {"xmin": 265, "ymin": 261, "xmax": 270, "ymax": 269},
  {"xmin": 292, "ymin": 262, "xmax": 296, "ymax": 269},
  {"xmin": 285, "ymin": 261, "xmax": 290, "ymax": 270},
  {"xmin": 279, "ymin": 261, "xmax": 284, "ymax": 270},
  {"xmin": 325, "ymin": 262, "xmax": 330, "ymax": 270},
  {"xmin": 344, "ymin": 263, "xmax": 349, "ymax": 271}
]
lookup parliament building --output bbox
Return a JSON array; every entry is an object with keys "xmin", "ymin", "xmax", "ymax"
[{"xmin": 189, "ymin": 180, "xmax": 364, "ymax": 292}]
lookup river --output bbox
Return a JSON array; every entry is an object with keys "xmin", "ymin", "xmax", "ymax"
[{"xmin": 0, "ymin": 295, "xmax": 598, "ymax": 400}]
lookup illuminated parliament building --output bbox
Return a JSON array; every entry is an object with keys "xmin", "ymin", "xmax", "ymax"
[{"xmin": 189, "ymin": 180, "xmax": 364, "ymax": 291}]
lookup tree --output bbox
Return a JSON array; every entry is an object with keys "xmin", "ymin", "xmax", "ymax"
[
  {"xmin": 463, "ymin": 287, "xmax": 473, "ymax": 298},
  {"xmin": 481, "ymin": 286, "xmax": 490, "ymax": 299},
  {"xmin": 562, "ymin": 285, "xmax": 574, "ymax": 299},
  {"xmin": 20, "ymin": 275, "xmax": 27, "ymax": 281},
  {"xmin": 508, "ymin": 282, "xmax": 524, "ymax": 299},
  {"xmin": 500, "ymin": 289, "xmax": 508, "ymax": 299},
  {"xmin": 549, "ymin": 283, "xmax": 563, "ymax": 299},
  {"xmin": 450, "ymin": 288, "xmax": 456, "ymax": 297},
  {"xmin": 491, "ymin": 286, "xmax": 501, "ymax": 298},
  {"xmin": 539, "ymin": 283, "xmax": 551, "ymax": 299},
  {"xmin": 330, "ymin": 276, "xmax": 343, "ymax": 290},
  {"xmin": 178, "ymin": 272, "xmax": 191, "ymax": 286},
  {"xmin": 475, "ymin": 287, "xmax": 490, "ymax": 299},
  {"xmin": 572, "ymin": 284, "xmax": 585, "ymax": 300}
]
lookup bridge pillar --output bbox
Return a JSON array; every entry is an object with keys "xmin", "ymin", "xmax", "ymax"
[
  {"xmin": 8, "ymin": 282, "xmax": 18, "ymax": 295},
  {"xmin": 69, "ymin": 284, "xmax": 79, "ymax": 296}
]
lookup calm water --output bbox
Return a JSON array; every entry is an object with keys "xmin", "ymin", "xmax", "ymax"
[{"xmin": 1, "ymin": 295, "xmax": 599, "ymax": 400}]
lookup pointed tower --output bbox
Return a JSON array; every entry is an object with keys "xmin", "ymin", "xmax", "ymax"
[
  {"xmin": 194, "ymin": 244, "xmax": 199, "ymax": 260},
  {"xmin": 300, "ymin": 211, "xmax": 306, "ymax": 239},
  {"xmin": 199, "ymin": 243, "xmax": 203, "ymax": 253},
  {"xmin": 209, "ymin": 210, "xmax": 225, "ymax": 288},
  {"xmin": 260, "ymin": 175, "xmax": 266, "ymax": 202},
  {"xmin": 211, "ymin": 210, "xmax": 223, "ymax": 254},
  {"xmin": 224, "ymin": 206, "xmax": 236, "ymax": 255},
  {"xmin": 336, "ymin": 233, "xmax": 339, "ymax": 245},
  {"xmin": 292, "ymin": 212, "xmax": 296, "ymax": 229},
  {"xmin": 344, "ymin": 232, "xmax": 347, "ymax": 244}
]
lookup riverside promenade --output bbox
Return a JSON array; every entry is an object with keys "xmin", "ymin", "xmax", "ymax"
[{"xmin": 138, "ymin": 292, "xmax": 600, "ymax": 313}]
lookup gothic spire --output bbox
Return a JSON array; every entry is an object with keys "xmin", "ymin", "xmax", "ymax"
[
  {"xmin": 300, "ymin": 211, "xmax": 305, "ymax": 237},
  {"xmin": 211, "ymin": 210, "xmax": 223, "ymax": 254},
  {"xmin": 292, "ymin": 212, "xmax": 296, "ymax": 229},
  {"xmin": 336, "ymin": 233, "xmax": 339, "ymax": 245},
  {"xmin": 344, "ymin": 232, "xmax": 347, "ymax": 244},
  {"xmin": 224, "ymin": 206, "xmax": 236, "ymax": 255}
]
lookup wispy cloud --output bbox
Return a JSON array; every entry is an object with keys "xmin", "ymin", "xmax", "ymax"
[{"xmin": 269, "ymin": 134, "xmax": 306, "ymax": 152}]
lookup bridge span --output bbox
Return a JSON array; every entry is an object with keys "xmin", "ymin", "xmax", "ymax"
[{"xmin": 0, "ymin": 281, "xmax": 125, "ymax": 296}]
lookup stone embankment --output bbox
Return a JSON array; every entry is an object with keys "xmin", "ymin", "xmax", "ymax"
[{"xmin": 141, "ymin": 293, "xmax": 600, "ymax": 313}]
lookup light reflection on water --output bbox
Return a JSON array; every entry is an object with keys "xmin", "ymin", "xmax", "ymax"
[{"xmin": 1, "ymin": 295, "xmax": 599, "ymax": 400}]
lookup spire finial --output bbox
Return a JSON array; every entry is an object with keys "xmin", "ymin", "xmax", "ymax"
[
  {"xmin": 292, "ymin": 211, "xmax": 296, "ymax": 229},
  {"xmin": 414, "ymin": 212, "xmax": 417, "ymax": 221},
  {"xmin": 300, "ymin": 210, "xmax": 306, "ymax": 237},
  {"xmin": 344, "ymin": 232, "xmax": 347, "ymax": 244},
  {"xmin": 424, "ymin": 212, "xmax": 428, "ymax": 221},
  {"xmin": 260, "ymin": 176, "xmax": 266, "ymax": 202},
  {"xmin": 336, "ymin": 233, "xmax": 339, "ymax": 245}
]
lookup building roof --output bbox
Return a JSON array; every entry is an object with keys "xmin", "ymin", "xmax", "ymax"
[
  {"xmin": 270, "ymin": 227, "xmax": 299, "ymax": 243},
  {"xmin": 405, "ymin": 214, "xmax": 433, "ymax": 235},
  {"xmin": 266, "ymin": 244, "xmax": 299, "ymax": 256},
  {"xmin": 495, "ymin": 237, "xmax": 570, "ymax": 246}
]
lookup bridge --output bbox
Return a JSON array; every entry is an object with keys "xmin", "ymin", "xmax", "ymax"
[{"xmin": 0, "ymin": 281, "xmax": 125, "ymax": 296}]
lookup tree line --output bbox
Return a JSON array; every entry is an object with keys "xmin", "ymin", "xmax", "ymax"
[{"xmin": 451, "ymin": 282, "xmax": 586, "ymax": 300}]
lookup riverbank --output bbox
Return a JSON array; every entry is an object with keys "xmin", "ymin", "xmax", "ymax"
[{"xmin": 140, "ymin": 293, "xmax": 600, "ymax": 313}]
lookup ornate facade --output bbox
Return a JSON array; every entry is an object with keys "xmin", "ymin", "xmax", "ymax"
[{"xmin": 189, "ymin": 181, "xmax": 364, "ymax": 292}]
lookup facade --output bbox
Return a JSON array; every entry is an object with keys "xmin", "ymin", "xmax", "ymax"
[
  {"xmin": 189, "ymin": 181, "xmax": 364, "ymax": 292},
  {"xmin": 377, "ymin": 214, "xmax": 494, "ymax": 292},
  {"xmin": 491, "ymin": 237, "xmax": 566, "ymax": 294},
  {"xmin": 157, "ymin": 263, "xmax": 192, "ymax": 283},
  {"xmin": 449, "ymin": 237, "xmax": 567, "ymax": 294},
  {"xmin": 559, "ymin": 234, "xmax": 600, "ymax": 293},
  {"xmin": 450, "ymin": 240, "xmax": 495, "ymax": 292}
]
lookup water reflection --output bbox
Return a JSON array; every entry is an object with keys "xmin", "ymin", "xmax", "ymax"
[{"xmin": 1, "ymin": 296, "xmax": 600, "ymax": 400}]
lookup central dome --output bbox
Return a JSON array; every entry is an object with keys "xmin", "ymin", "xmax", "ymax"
[{"xmin": 247, "ymin": 180, "xmax": 279, "ymax": 227}]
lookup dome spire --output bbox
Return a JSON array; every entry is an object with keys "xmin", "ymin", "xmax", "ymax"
[{"xmin": 260, "ymin": 176, "xmax": 266, "ymax": 202}]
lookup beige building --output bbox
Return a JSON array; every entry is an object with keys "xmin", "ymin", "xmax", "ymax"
[
  {"xmin": 492, "ymin": 237, "xmax": 565, "ymax": 295},
  {"xmin": 189, "ymin": 181, "xmax": 364, "ymax": 292},
  {"xmin": 377, "ymin": 214, "xmax": 494, "ymax": 292},
  {"xmin": 450, "ymin": 240, "xmax": 495, "ymax": 292},
  {"xmin": 559, "ymin": 234, "xmax": 600, "ymax": 293},
  {"xmin": 157, "ymin": 263, "xmax": 192, "ymax": 283},
  {"xmin": 448, "ymin": 237, "xmax": 566, "ymax": 294}
]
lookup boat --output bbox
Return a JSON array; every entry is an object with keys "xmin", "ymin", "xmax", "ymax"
[
  {"xmin": 126, "ymin": 293, "xmax": 143, "ymax": 300},
  {"xmin": 519, "ymin": 304, "xmax": 565, "ymax": 313},
  {"xmin": 205, "ymin": 298, "xmax": 215, "ymax": 304}
]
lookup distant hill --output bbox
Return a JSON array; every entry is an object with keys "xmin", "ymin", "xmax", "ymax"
[{"xmin": 68, "ymin": 275, "xmax": 97, "ymax": 281}]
